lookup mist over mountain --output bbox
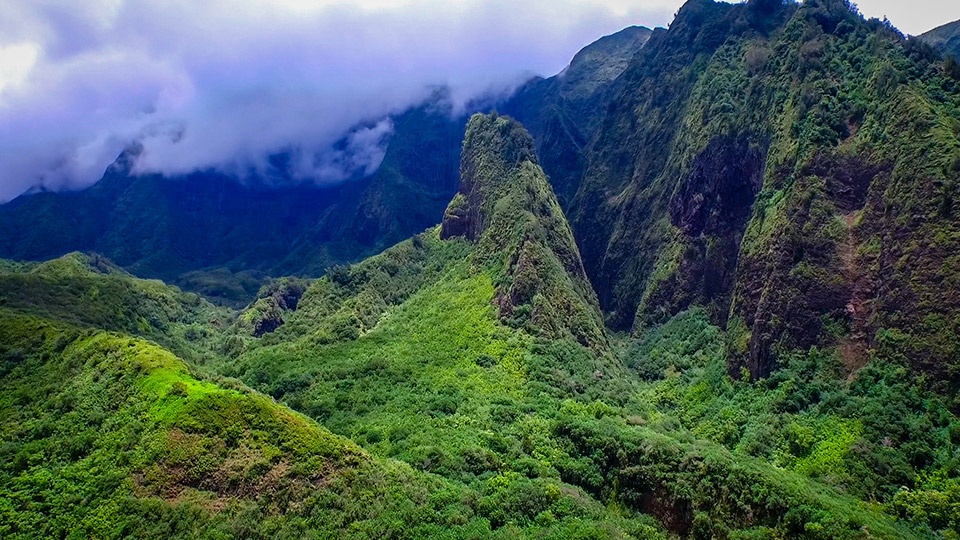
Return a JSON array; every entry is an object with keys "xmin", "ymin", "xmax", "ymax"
[
  {"xmin": 0, "ymin": 0, "xmax": 682, "ymax": 203},
  {"xmin": 4, "ymin": 0, "xmax": 960, "ymax": 538},
  {"xmin": 0, "ymin": 96, "xmax": 466, "ymax": 303}
]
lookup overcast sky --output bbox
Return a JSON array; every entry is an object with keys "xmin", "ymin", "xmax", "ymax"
[{"xmin": 0, "ymin": 0, "xmax": 958, "ymax": 203}]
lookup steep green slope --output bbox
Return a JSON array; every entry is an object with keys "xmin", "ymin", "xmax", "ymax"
[
  {"xmin": 442, "ymin": 114, "xmax": 608, "ymax": 351},
  {"xmin": 554, "ymin": 0, "xmax": 960, "ymax": 386},
  {"xmin": 0, "ymin": 102, "xmax": 464, "ymax": 305},
  {"xmin": 219, "ymin": 114, "xmax": 932, "ymax": 539},
  {"xmin": 569, "ymin": 0, "xmax": 795, "ymax": 330},
  {"xmin": 0, "ymin": 314, "xmax": 503, "ymax": 539}
]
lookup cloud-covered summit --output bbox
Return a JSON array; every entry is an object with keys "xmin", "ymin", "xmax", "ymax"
[
  {"xmin": 0, "ymin": 0, "xmax": 680, "ymax": 202},
  {"xmin": 1, "ymin": 0, "xmax": 957, "ymax": 203}
]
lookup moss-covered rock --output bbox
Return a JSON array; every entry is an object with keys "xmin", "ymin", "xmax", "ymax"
[{"xmin": 443, "ymin": 113, "xmax": 609, "ymax": 352}]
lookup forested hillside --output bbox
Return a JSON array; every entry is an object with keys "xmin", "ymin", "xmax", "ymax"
[
  {"xmin": 3, "ymin": 0, "xmax": 960, "ymax": 538},
  {"xmin": 517, "ymin": 0, "xmax": 960, "ymax": 387},
  {"xmin": 0, "ymin": 102, "xmax": 464, "ymax": 305}
]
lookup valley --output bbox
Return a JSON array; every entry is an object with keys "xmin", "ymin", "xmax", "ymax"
[{"xmin": 2, "ymin": 0, "xmax": 960, "ymax": 538}]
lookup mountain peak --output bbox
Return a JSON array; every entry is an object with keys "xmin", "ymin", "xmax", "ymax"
[
  {"xmin": 559, "ymin": 25, "xmax": 652, "ymax": 100},
  {"xmin": 920, "ymin": 18, "xmax": 960, "ymax": 59},
  {"xmin": 442, "ymin": 113, "xmax": 608, "ymax": 351}
]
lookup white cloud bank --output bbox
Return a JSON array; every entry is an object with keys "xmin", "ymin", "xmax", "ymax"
[
  {"xmin": 0, "ymin": 0, "xmax": 678, "ymax": 202},
  {"xmin": 0, "ymin": 0, "xmax": 957, "ymax": 202}
]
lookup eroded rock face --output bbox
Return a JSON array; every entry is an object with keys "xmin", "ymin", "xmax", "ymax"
[
  {"xmin": 440, "ymin": 193, "xmax": 475, "ymax": 241},
  {"xmin": 669, "ymin": 136, "xmax": 765, "ymax": 236},
  {"xmin": 440, "ymin": 113, "xmax": 609, "ymax": 352},
  {"xmin": 633, "ymin": 137, "xmax": 767, "ymax": 330},
  {"xmin": 802, "ymin": 150, "xmax": 889, "ymax": 212},
  {"xmin": 252, "ymin": 309, "xmax": 284, "ymax": 337},
  {"xmin": 241, "ymin": 278, "xmax": 307, "ymax": 337}
]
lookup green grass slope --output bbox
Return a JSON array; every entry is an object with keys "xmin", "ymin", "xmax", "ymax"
[
  {"xmin": 0, "ymin": 252, "xmax": 233, "ymax": 366},
  {"xmin": 0, "ymin": 313, "xmax": 503, "ymax": 539},
  {"xmin": 218, "ymin": 113, "xmax": 936, "ymax": 538}
]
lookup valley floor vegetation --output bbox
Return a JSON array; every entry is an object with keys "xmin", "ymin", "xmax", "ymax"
[
  {"xmin": 3, "ymin": 0, "xmax": 960, "ymax": 537},
  {"xmin": 1, "ymin": 231, "xmax": 957, "ymax": 538}
]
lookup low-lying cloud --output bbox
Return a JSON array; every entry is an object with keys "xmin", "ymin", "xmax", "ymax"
[
  {"xmin": 2, "ymin": 0, "xmax": 954, "ymax": 203},
  {"xmin": 0, "ymin": 0, "xmax": 680, "ymax": 202}
]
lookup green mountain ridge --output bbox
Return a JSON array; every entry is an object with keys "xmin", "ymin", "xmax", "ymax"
[
  {"xmin": 920, "ymin": 19, "xmax": 960, "ymax": 60},
  {"xmin": 4, "ymin": 0, "xmax": 960, "ymax": 537},
  {"xmin": 441, "ymin": 114, "xmax": 608, "ymax": 351},
  {"xmin": 0, "ymin": 313, "xmax": 519, "ymax": 538},
  {"xmin": 0, "ymin": 102, "xmax": 465, "ymax": 306},
  {"xmin": 511, "ymin": 0, "xmax": 960, "ymax": 385},
  {"xmin": 502, "ymin": 25, "xmax": 652, "ymax": 207},
  {"xmin": 4, "ymin": 111, "xmax": 959, "ymax": 538}
]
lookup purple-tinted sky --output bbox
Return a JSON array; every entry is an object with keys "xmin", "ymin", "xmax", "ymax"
[{"xmin": 0, "ymin": 0, "xmax": 958, "ymax": 202}]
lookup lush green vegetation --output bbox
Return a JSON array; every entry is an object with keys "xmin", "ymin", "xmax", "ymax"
[
  {"xmin": 0, "ymin": 252, "xmax": 232, "ymax": 366},
  {"xmin": 3, "ymin": 1, "xmax": 960, "ymax": 538},
  {"xmin": 0, "ymin": 310, "xmax": 668, "ymax": 539},
  {"xmin": 0, "ymin": 314, "xmax": 441, "ymax": 538},
  {"xmin": 0, "ymin": 102, "xmax": 464, "ymax": 306},
  {"xmin": 527, "ymin": 0, "xmax": 960, "ymax": 389},
  {"xmin": 626, "ymin": 309, "xmax": 960, "ymax": 537},
  {"xmin": 218, "ymin": 239, "xmax": 954, "ymax": 538},
  {"xmin": 212, "ymin": 114, "xmax": 955, "ymax": 538},
  {"xmin": 443, "ymin": 114, "xmax": 608, "ymax": 351}
]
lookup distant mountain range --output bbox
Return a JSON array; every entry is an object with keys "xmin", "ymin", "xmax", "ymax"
[
  {"xmin": 0, "ymin": 99, "xmax": 465, "ymax": 304},
  {"xmin": 921, "ymin": 18, "xmax": 960, "ymax": 59}
]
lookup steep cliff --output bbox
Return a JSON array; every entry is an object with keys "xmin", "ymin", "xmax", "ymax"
[
  {"xmin": 538, "ymin": 0, "xmax": 960, "ymax": 385},
  {"xmin": 442, "ymin": 113, "xmax": 608, "ymax": 351}
]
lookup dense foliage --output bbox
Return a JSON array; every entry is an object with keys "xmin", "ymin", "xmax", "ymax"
[
  {"xmin": 3, "ymin": 1, "xmax": 960, "ymax": 538},
  {"xmin": 511, "ymin": 0, "xmax": 960, "ymax": 387},
  {"xmin": 442, "ymin": 114, "xmax": 608, "ymax": 351}
]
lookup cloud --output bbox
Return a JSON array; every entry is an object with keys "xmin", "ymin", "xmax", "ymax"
[
  {"xmin": 4, "ymin": 0, "xmax": 953, "ymax": 203},
  {"xmin": 0, "ymin": 0, "xmax": 679, "ymax": 202}
]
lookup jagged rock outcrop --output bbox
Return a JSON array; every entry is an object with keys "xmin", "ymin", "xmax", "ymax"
[
  {"xmin": 668, "ymin": 136, "xmax": 765, "ymax": 237},
  {"xmin": 442, "ymin": 114, "xmax": 608, "ymax": 351},
  {"xmin": 514, "ymin": 0, "xmax": 960, "ymax": 386},
  {"xmin": 239, "ymin": 278, "xmax": 307, "ymax": 337}
]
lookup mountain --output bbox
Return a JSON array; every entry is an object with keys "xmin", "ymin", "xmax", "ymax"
[
  {"xmin": 0, "ymin": 26, "xmax": 650, "ymax": 307},
  {"xmin": 5, "ymin": 0, "xmax": 960, "ymax": 537},
  {"xmin": 0, "ymin": 251, "xmax": 230, "ymax": 365},
  {"xmin": 222, "ymin": 114, "xmax": 938, "ymax": 538},
  {"xmin": 1, "ymin": 313, "xmax": 578, "ymax": 538},
  {"xmin": 502, "ymin": 26, "xmax": 652, "ymax": 207},
  {"xmin": 441, "ymin": 113, "xmax": 608, "ymax": 351},
  {"xmin": 0, "ymin": 101, "xmax": 464, "ymax": 305},
  {"xmin": 920, "ymin": 19, "xmax": 960, "ymax": 59},
  {"xmin": 509, "ymin": 0, "xmax": 960, "ymax": 389},
  {"xmin": 3, "ymin": 110, "xmax": 957, "ymax": 537}
]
